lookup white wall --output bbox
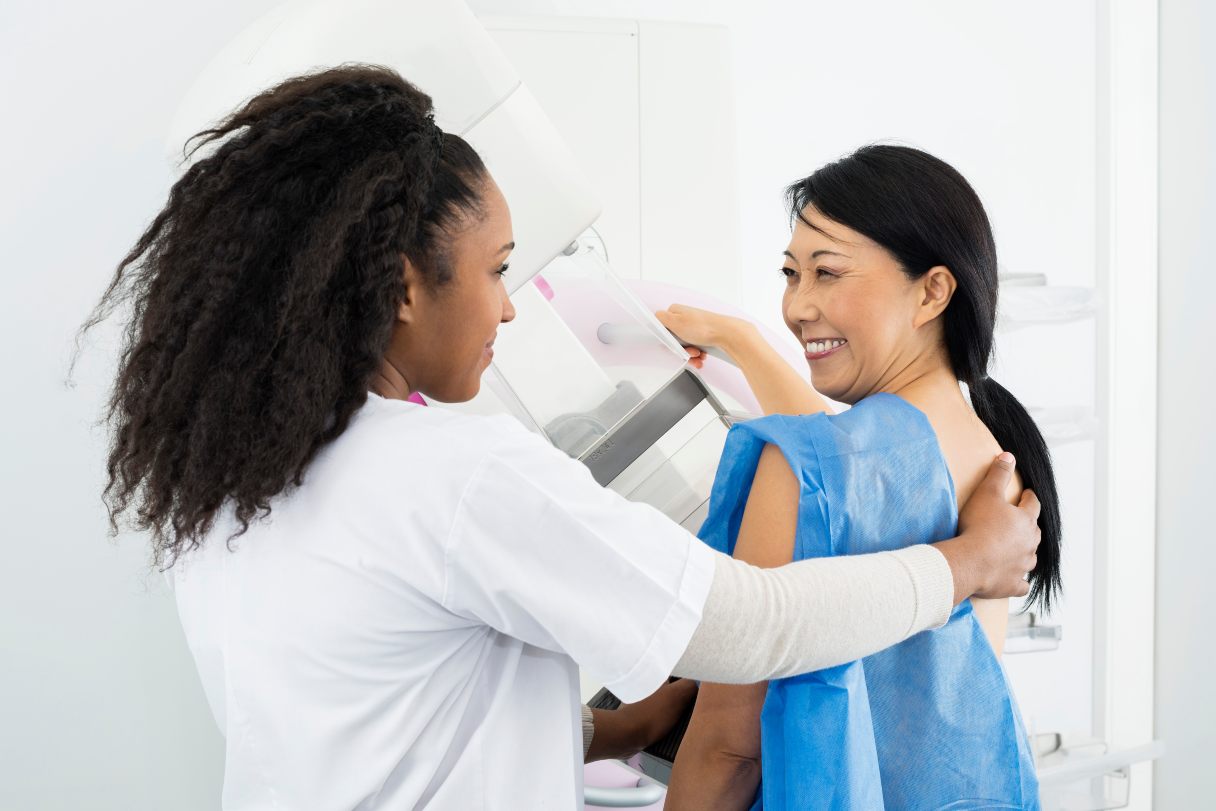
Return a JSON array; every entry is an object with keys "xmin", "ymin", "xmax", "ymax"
[
  {"xmin": 1155, "ymin": 0, "xmax": 1216, "ymax": 805},
  {"xmin": 0, "ymin": 3, "xmax": 282, "ymax": 807}
]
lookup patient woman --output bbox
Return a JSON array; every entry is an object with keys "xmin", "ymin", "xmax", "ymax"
[{"xmin": 658, "ymin": 145, "xmax": 1058, "ymax": 810}]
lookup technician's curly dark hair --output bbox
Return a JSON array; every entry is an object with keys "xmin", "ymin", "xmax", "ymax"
[{"xmin": 83, "ymin": 64, "xmax": 489, "ymax": 568}]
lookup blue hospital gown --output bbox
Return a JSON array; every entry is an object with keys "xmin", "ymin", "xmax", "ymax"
[{"xmin": 697, "ymin": 394, "xmax": 1039, "ymax": 810}]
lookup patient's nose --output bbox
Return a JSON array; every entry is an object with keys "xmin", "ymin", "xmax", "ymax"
[{"xmin": 786, "ymin": 275, "xmax": 822, "ymax": 323}]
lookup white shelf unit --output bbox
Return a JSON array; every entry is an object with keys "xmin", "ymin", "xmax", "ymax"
[{"xmin": 997, "ymin": 2, "xmax": 1162, "ymax": 808}]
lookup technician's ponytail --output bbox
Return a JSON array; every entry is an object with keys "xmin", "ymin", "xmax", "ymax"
[
  {"xmin": 967, "ymin": 376, "xmax": 1062, "ymax": 611},
  {"xmin": 788, "ymin": 144, "xmax": 1062, "ymax": 611}
]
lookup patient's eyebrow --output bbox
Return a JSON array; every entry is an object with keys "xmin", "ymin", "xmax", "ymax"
[{"xmin": 783, "ymin": 249, "xmax": 850, "ymax": 262}]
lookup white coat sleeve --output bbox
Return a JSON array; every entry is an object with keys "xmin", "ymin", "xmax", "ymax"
[{"xmin": 441, "ymin": 421, "xmax": 717, "ymax": 703}]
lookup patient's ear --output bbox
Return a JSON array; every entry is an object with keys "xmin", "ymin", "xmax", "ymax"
[{"xmin": 913, "ymin": 265, "xmax": 957, "ymax": 328}]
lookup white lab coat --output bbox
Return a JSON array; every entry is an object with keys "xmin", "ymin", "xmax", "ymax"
[{"xmin": 174, "ymin": 393, "xmax": 716, "ymax": 809}]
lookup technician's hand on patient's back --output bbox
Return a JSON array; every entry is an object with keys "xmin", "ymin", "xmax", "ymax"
[{"xmin": 934, "ymin": 453, "xmax": 1042, "ymax": 603}]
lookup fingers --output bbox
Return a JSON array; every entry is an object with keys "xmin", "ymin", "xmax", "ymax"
[
  {"xmin": 658, "ymin": 307, "xmax": 697, "ymax": 342},
  {"xmin": 684, "ymin": 347, "xmax": 706, "ymax": 369},
  {"xmin": 1017, "ymin": 488, "xmax": 1042, "ymax": 523},
  {"xmin": 656, "ymin": 304, "xmax": 691, "ymax": 319},
  {"xmin": 980, "ymin": 452, "xmax": 1016, "ymax": 493}
]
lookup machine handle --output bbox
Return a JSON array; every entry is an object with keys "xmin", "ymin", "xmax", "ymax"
[{"xmin": 583, "ymin": 777, "xmax": 666, "ymax": 808}]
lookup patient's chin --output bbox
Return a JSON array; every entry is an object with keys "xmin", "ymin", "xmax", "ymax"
[{"xmin": 816, "ymin": 382, "xmax": 865, "ymax": 407}]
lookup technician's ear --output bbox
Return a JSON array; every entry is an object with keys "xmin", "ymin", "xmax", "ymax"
[
  {"xmin": 913, "ymin": 265, "xmax": 958, "ymax": 328},
  {"xmin": 397, "ymin": 254, "xmax": 425, "ymax": 325}
]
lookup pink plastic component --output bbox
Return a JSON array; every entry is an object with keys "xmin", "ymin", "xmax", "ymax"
[
  {"xmin": 533, "ymin": 274, "xmax": 555, "ymax": 301},
  {"xmin": 406, "ymin": 392, "xmax": 427, "ymax": 406},
  {"xmin": 582, "ymin": 760, "xmax": 665, "ymax": 810}
]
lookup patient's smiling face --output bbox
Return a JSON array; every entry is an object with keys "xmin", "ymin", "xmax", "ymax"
[{"xmin": 781, "ymin": 206, "xmax": 951, "ymax": 404}]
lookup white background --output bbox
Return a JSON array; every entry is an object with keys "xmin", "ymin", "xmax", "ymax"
[
  {"xmin": 1155, "ymin": 0, "xmax": 1215, "ymax": 805},
  {"xmin": 0, "ymin": 1, "xmax": 1209, "ymax": 809}
]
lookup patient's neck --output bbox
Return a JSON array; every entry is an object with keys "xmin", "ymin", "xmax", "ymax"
[
  {"xmin": 874, "ymin": 357, "xmax": 974, "ymax": 425},
  {"xmin": 885, "ymin": 361, "xmax": 999, "ymax": 491},
  {"xmin": 892, "ymin": 367, "xmax": 970, "ymax": 412}
]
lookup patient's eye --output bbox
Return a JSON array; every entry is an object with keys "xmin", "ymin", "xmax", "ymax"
[{"xmin": 780, "ymin": 266, "xmax": 798, "ymax": 282}]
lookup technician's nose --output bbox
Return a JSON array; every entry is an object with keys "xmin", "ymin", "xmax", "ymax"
[{"xmin": 500, "ymin": 284, "xmax": 516, "ymax": 323}]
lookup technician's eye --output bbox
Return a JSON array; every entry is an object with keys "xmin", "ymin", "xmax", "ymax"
[{"xmin": 495, "ymin": 263, "xmax": 510, "ymax": 277}]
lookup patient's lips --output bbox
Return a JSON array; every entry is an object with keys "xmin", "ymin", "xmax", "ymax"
[{"xmin": 805, "ymin": 338, "xmax": 847, "ymax": 360}]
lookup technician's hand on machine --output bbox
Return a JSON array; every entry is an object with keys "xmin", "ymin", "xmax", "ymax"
[
  {"xmin": 934, "ymin": 452, "xmax": 1042, "ymax": 604},
  {"xmin": 585, "ymin": 679, "xmax": 699, "ymax": 763}
]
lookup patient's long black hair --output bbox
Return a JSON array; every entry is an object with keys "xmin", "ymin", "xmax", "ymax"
[{"xmin": 787, "ymin": 145, "xmax": 1061, "ymax": 612}]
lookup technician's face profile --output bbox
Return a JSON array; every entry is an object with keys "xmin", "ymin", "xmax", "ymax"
[{"xmin": 392, "ymin": 176, "xmax": 516, "ymax": 403}]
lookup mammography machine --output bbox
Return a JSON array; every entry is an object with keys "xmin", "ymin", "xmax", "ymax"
[{"xmin": 168, "ymin": 0, "xmax": 795, "ymax": 537}]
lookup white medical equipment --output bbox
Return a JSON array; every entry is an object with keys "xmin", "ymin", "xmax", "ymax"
[
  {"xmin": 166, "ymin": 0, "xmax": 598, "ymax": 297},
  {"xmin": 167, "ymin": 0, "xmax": 790, "ymax": 538}
]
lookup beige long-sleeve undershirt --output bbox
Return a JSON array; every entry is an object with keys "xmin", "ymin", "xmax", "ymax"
[{"xmin": 676, "ymin": 544, "xmax": 954, "ymax": 683}]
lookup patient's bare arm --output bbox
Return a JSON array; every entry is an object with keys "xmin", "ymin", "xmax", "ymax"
[
  {"xmin": 666, "ymin": 444, "xmax": 799, "ymax": 810},
  {"xmin": 655, "ymin": 304, "xmax": 828, "ymax": 416}
]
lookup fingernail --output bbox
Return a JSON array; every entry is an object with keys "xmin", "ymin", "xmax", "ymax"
[{"xmin": 998, "ymin": 452, "xmax": 1015, "ymax": 466}]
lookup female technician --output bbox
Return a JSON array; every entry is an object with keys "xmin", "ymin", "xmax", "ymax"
[{"xmin": 88, "ymin": 66, "xmax": 1040, "ymax": 809}]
